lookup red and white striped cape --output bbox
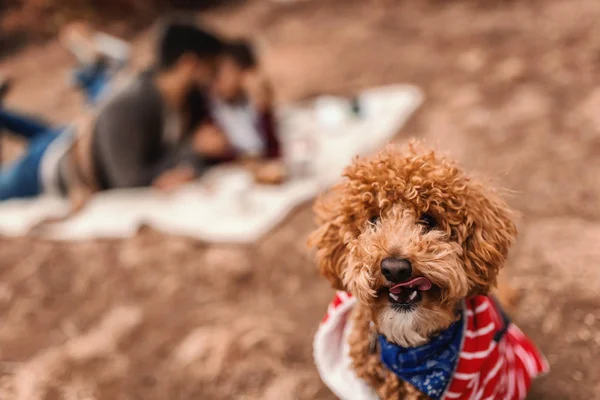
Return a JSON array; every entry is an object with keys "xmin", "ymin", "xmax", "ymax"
[{"xmin": 313, "ymin": 292, "xmax": 549, "ymax": 400}]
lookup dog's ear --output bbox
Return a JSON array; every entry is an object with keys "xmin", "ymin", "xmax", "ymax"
[
  {"xmin": 462, "ymin": 185, "xmax": 517, "ymax": 296},
  {"xmin": 308, "ymin": 184, "xmax": 349, "ymax": 291}
]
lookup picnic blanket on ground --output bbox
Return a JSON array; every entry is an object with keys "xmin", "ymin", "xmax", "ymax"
[{"xmin": 0, "ymin": 84, "xmax": 423, "ymax": 243}]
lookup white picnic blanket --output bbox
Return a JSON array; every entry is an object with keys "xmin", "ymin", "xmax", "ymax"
[{"xmin": 0, "ymin": 84, "xmax": 423, "ymax": 242}]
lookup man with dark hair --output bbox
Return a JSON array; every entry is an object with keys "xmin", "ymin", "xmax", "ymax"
[
  {"xmin": 0, "ymin": 20, "xmax": 228, "ymax": 210},
  {"xmin": 226, "ymin": 41, "xmax": 257, "ymax": 70},
  {"xmin": 157, "ymin": 20, "xmax": 223, "ymax": 70},
  {"xmin": 89, "ymin": 21, "xmax": 225, "ymax": 191}
]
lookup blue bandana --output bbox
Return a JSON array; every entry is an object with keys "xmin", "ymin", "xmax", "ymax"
[{"xmin": 378, "ymin": 316, "xmax": 465, "ymax": 400}]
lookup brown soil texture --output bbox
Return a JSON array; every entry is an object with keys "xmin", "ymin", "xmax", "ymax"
[
  {"xmin": 0, "ymin": 0, "xmax": 230, "ymax": 57},
  {"xmin": 1, "ymin": 0, "xmax": 599, "ymax": 399}
]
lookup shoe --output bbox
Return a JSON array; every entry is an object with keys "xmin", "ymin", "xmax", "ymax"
[
  {"xmin": 0, "ymin": 76, "xmax": 13, "ymax": 103},
  {"xmin": 94, "ymin": 32, "xmax": 130, "ymax": 70}
]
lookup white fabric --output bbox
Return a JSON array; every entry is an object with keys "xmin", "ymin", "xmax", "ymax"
[
  {"xmin": 0, "ymin": 84, "xmax": 423, "ymax": 242},
  {"xmin": 211, "ymin": 98, "xmax": 264, "ymax": 156},
  {"xmin": 313, "ymin": 293, "xmax": 378, "ymax": 400}
]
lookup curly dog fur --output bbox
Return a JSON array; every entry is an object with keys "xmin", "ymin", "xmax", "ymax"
[{"xmin": 309, "ymin": 142, "xmax": 517, "ymax": 399}]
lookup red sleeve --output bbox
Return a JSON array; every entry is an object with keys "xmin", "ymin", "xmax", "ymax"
[{"xmin": 259, "ymin": 108, "xmax": 281, "ymax": 159}]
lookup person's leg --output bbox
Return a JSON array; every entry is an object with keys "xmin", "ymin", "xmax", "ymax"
[
  {"xmin": 63, "ymin": 24, "xmax": 130, "ymax": 106},
  {"xmin": 0, "ymin": 108, "xmax": 53, "ymax": 140},
  {"xmin": 0, "ymin": 130, "xmax": 60, "ymax": 200},
  {"xmin": 0, "ymin": 157, "xmax": 38, "ymax": 200},
  {"xmin": 73, "ymin": 60, "xmax": 114, "ymax": 105}
]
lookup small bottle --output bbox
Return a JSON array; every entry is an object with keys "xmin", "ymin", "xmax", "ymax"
[{"xmin": 350, "ymin": 96, "xmax": 361, "ymax": 118}]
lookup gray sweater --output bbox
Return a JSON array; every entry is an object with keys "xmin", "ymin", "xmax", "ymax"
[{"xmin": 90, "ymin": 71, "xmax": 206, "ymax": 190}]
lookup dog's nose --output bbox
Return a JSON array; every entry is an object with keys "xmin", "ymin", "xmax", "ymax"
[{"xmin": 380, "ymin": 257, "xmax": 412, "ymax": 283}]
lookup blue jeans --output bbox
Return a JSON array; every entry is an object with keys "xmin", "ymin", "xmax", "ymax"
[
  {"xmin": 0, "ymin": 66, "xmax": 112, "ymax": 200},
  {"xmin": 73, "ymin": 62, "xmax": 113, "ymax": 105},
  {"xmin": 0, "ymin": 109, "xmax": 64, "ymax": 200}
]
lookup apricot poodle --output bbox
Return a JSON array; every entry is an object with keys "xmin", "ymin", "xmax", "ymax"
[{"xmin": 310, "ymin": 142, "xmax": 548, "ymax": 400}]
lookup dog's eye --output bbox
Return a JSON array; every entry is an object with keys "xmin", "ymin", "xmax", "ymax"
[
  {"xmin": 369, "ymin": 215, "xmax": 379, "ymax": 225},
  {"xmin": 418, "ymin": 213, "xmax": 437, "ymax": 230}
]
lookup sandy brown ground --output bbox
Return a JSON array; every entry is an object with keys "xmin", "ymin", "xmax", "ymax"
[{"xmin": 1, "ymin": 0, "xmax": 599, "ymax": 399}]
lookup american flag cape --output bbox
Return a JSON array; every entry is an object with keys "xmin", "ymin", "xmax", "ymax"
[{"xmin": 313, "ymin": 292, "xmax": 549, "ymax": 400}]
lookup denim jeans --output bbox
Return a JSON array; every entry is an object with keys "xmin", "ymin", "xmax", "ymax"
[
  {"xmin": 72, "ymin": 62, "xmax": 113, "ymax": 105},
  {"xmin": 0, "ymin": 64, "xmax": 113, "ymax": 200},
  {"xmin": 0, "ymin": 109, "xmax": 64, "ymax": 200}
]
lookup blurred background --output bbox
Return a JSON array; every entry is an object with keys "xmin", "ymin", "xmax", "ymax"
[{"xmin": 1, "ymin": 0, "xmax": 599, "ymax": 399}]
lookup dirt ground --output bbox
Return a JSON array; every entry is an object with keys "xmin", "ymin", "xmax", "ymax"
[{"xmin": 1, "ymin": 0, "xmax": 599, "ymax": 399}]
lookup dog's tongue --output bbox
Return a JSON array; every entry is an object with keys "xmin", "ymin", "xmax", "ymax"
[{"xmin": 389, "ymin": 277, "xmax": 432, "ymax": 294}]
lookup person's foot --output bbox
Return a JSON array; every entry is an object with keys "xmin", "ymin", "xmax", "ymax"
[{"xmin": 59, "ymin": 21, "xmax": 97, "ymax": 65}]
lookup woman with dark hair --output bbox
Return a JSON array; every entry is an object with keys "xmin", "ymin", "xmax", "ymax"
[{"xmin": 205, "ymin": 39, "xmax": 284, "ymax": 184}]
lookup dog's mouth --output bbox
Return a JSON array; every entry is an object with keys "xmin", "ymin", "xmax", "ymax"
[{"xmin": 386, "ymin": 277, "xmax": 432, "ymax": 311}]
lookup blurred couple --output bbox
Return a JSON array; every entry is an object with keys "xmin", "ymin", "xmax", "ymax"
[{"xmin": 0, "ymin": 18, "xmax": 284, "ymax": 221}]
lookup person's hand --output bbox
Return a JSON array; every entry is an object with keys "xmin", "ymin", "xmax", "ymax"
[
  {"xmin": 192, "ymin": 124, "xmax": 231, "ymax": 158},
  {"xmin": 152, "ymin": 166, "xmax": 196, "ymax": 192},
  {"xmin": 249, "ymin": 160, "xmax": 287, "ymax": 185},
  {"xmin": 244, "ymin": 73, "xmax": 273, "ymax": 112}
]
